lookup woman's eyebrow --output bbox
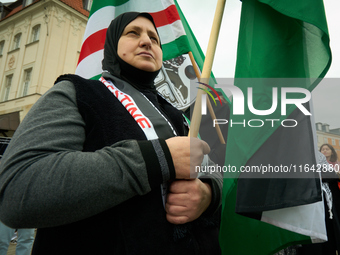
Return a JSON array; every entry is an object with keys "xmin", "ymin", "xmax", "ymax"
[
  {"xmin": 125, "ymin": 25, "xmax": 158, "ymax": 38},
  {"xmin": 126, "ymin": 25, "xmax": 142, "ymax": 32}
]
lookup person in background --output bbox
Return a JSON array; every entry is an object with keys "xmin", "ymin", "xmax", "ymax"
[
  {"xmin": 0, "ymin": 12, "xmax": 222, "ymax": 255},
  {"xmin": 320, "ymin": 143, "xmax": 340, "ymax": 171},
  {"xmin": 319, "ymin": 144, "xmax": 340, "ymax": 254},
  {"xmin": 0, "ymin": 222, "xmax": 35, "ymax": 255},
  {"xmin": 0, "ymin": 139, "xmax": 35, "ymax": 255}
]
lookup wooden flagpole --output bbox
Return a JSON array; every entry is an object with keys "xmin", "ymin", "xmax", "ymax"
[
  {"xmin": 188, "ymin": 0, "xmax": 226, "ymax": 139},
  {"xmin": 188, "ymin": 52, "xmax": 225, "ymax": 144}
]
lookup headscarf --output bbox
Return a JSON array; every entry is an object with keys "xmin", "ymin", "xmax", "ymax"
[{"xmin": 102, "ymin": 12, "xmax": 161, "ymax": 90}]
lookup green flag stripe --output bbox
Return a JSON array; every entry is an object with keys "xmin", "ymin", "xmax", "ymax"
[
  {"xmin": 258, "ymin": 0, "xmax": 329, "ymax": 35},
  {"xmin": 89, "ymin": 74, "xmax": 102, "ymax": 80},
  {"xmin": 90, "ymin": 0, "xmax": 129, "ymax": 17},
  {"xmin": 162, "ymin": 36, "xmax": 190, "ymax": 61},
  {"xmin": 174, "ymin": 1, "xmax": 204, "ymax": 69}
]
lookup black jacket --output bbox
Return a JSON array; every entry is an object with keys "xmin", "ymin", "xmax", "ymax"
[{"xmin": 32, "ymin": 74, "xmax": 221, "ymax": 255}]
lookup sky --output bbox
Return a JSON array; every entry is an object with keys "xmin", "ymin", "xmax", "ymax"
[
  {"xmin": 176, "ymin": 0, "xmax": 340, "ymax": 129},
  {"xmin": 2, "ymin": 0, "xmax": 339, "ymax": 128}
]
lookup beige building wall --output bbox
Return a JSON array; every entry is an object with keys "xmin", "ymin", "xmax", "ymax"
[{"xmin": 0, "ymin": 0, "xmax": 88, "ymax": 136}]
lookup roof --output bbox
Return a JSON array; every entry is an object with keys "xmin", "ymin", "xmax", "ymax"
[
  {"xmin": 59, "ymin": 0, "xmax": 89, "ymax": 17},
  {"xmin": 3, "ymin": 3, "xmax": 23, "ymax": 19},
  {"xmin": 1, "ymin": 0, "xmax": 89, "ymax": 21}
]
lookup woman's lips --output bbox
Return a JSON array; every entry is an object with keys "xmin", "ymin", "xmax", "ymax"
[{"xmin": 138, "ymin": 52, "xmax": 153, "ymax": 58}]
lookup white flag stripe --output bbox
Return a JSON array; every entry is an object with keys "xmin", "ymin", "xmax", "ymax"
[
  {"xmin": 81, "ymin": 18, "xmax": 184, "ymax": 65},
  {"xmin": 83, "ymin": 6, "xmax": 116, "ymax": 43},
  {"xmin": 84, "ymin": 0, "xmax": 182, "ymax": 44},
  {"xmin": 77, "ymin": 20, "xmax": 184, "ymax": 76},
  {"xmin": 79, "ymin": 19, "xmax": 183, "ymax": 68},
  {"xmin": 156, "ymin": 20, "xmax": 185, "ymax": 44},
  {"xmin": 261, "ymin": 200, "xmax": 327, "ymax": 242},
  {"xmin": 75, "ymin": 50, "xmax": 104, "ymax": 78},
  {"xmin": 112, "ymin": 0, "xmax": 173, "ymax": 16}
]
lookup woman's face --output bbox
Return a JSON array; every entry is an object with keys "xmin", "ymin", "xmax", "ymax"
[
  {"xmin": 117, "ymin": 16, "xmax": 162, "ymax": 72},
  {"xmin": 321, "ymin": 145, "xmax": 332, "ymax": 159}
]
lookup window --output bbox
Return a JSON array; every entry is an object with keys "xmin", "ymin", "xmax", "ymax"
[
  {"xmin": 30, "ymin": 25, "xmax": 40, "ymax": 42},
  {"xmin": 324, "ymin": 137, "xmax": 328, "ymax": 143},
  {"xmin": 22, "ymin": 68, "xmax": 32, "ymax": 96},
  {"xmin": 316, "ymin": 123, "xmax": 322, "ymax": 131},
  {"xmin": 332, "ymin": 139, "xmax": 336, "ymax": 146},
  {"xmin": 12, "ymin": 33, "xmax": 21, "ymax": 50},
  {"xmin": 23, "ymin": 0, "xmax": 34, "ymax": 7},
  {"xmin": 83, "ymin": 0, "xmax": 93, "ymax": 11},
  {"xmin": 2, "ymin": 75, "xmax": 13, "ymax": 101},
  {"xmin": 0, "ymin": 4, "xmax": 10, "ymax": 19},
  {"xmin": 0, "ymin": 40, "xmax": 4, "ymax": 55}
]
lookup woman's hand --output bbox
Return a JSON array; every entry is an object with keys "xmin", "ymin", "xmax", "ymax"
[
  {"xmin": 165, "ymin": 179, "xmax": 212, "ymax": 224},
  {"xmin": 165, "ymin": 137, "xmax": 210, "ymax": 179}
]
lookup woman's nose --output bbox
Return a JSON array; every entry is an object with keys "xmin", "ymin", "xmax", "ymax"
[{"xmin": 139, "ymin": 34, "xmax": 152, "ymax": 48}]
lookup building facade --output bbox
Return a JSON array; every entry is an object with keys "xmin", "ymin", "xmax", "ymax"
[
  {"xmin": 316, "ymin": 122, "xmax": 340, "ymax": 160},
  {"xmin": 0, "ymin": 0, "xmax": 90, "ymax": 137}
]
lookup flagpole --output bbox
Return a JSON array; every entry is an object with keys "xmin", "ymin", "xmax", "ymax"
[
  {"xmin": 188, "ymin": 52, "xmax": 225, "ymax": 144},
  {"xmin": 188, "ymin": 0, "xmax": 226, "ymax": 138}
]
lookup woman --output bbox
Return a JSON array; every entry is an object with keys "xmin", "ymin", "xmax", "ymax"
[
  {"xmin": 320, "ymin": 143, "xmax": 340, "ymax": 171},
  {"xmin": 0, "ymin": 13, "xmax": 222, "ymax": 254}
]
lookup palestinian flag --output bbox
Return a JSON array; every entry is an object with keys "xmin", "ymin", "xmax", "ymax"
[
  {"xmin": 75, "ymin": 0, "xmax": 209, "ymax": 110},
  {"xmin": 219, "ymin": 0, "xmax": 332, "ymax": 254}
]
